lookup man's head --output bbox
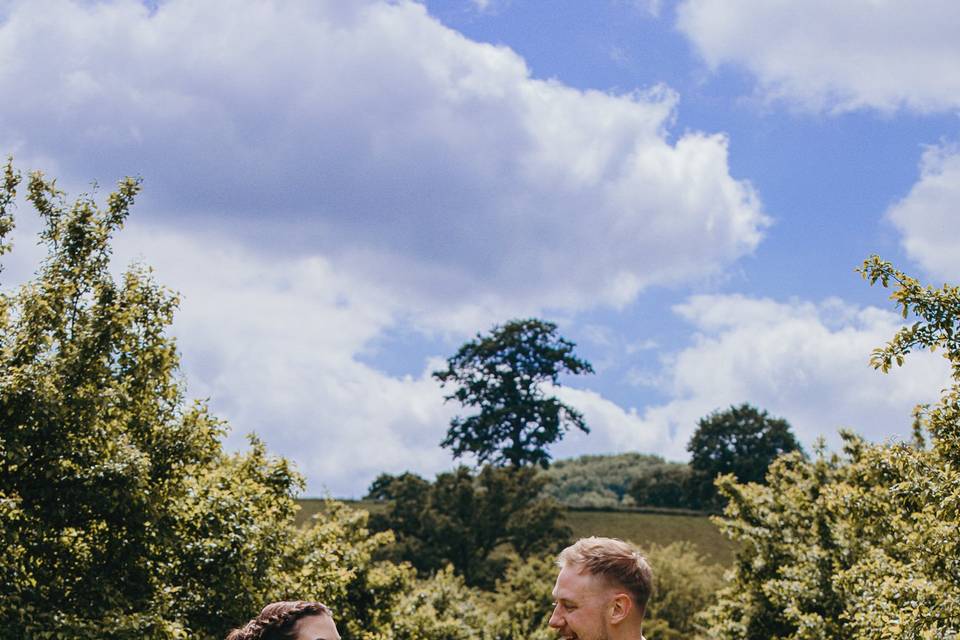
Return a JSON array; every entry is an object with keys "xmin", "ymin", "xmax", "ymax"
[{"xmin": 548, "ymin": 537, "xmax": 653, "ymax": 640}]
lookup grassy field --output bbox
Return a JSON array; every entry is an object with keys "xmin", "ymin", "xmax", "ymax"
[
  {"xmin": 564, "ymin": 508, "xmax": 732, "ymax": 566},
  {"xmin": 296, "ymin": 499, "xmax": 733, "ymax": 566}
]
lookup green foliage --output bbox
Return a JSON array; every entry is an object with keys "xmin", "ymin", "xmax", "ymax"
[
  {"xmin": 487, "ymin": 554, "xmax": 561, "ymax": 640},
  {"xmin": 433, "ymin": 318, "xmax": 594, "ymax": 468},
  {"xmin": 540, "ymin": 452, "xmax": 704, "ymax": 510},
  {"xmin": 0, "ymin": 161, "xmax": 226, "ymax": 637},
  {"xmin": 392, "ymin": 566, "xmax": 492, "ymax": 640},
  {"xmin": 389, "ymin": 554, "xmax": 562, "ymax": 640},
  {"xmin": 168, "ymin": 434, "xmax": 306, "ymax": 637},
  {"xmin": 280, "ymin": 501, "xmax": 417, "ymax": 640},
  {"xmin": 367, "ymin": 465, "xmax": 570, "ymax": 588},
  {"xmin": 629, "ymin": 462, "xmax": 703, "ymax": 510},
  {"xmin": 688, "ymin": 403, "xmax": 803, "ymax": 508},
  {"xmin": 644, "ymin": 542, "xmax": 725, "ymax": 640},
  {"xmin": 700, "ymin": 257, "xmax": 960, "ymax": 639},
  {"xmin": 541, "ymin": 452, "xmax": 654, "ymax": 508},
  {"xmin": 0, "ymin": 160, "xmax": 411, "ymax": 639}
]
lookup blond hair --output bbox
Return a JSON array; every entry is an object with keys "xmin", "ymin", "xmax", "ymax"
[{"xmin": 557, "ymin": 537, "xmax": 653, "ymax": 613}]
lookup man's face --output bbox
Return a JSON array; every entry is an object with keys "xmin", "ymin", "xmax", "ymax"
[{"xmin": 548, "ymin": 564, "xmax": 614, "ymax": 640}]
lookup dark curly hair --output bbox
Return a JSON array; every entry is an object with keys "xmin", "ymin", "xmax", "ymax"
[{"xmin": 225, "ymin": 601, "xmax": 332, "ymax": 640}]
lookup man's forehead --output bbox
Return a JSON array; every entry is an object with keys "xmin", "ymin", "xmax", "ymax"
[{"xmin": 553, "ymin": 564, "xmax": 607, "ymax": 599}]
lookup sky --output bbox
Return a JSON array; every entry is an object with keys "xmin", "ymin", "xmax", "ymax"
[{"xmin": 1, "ymin": 0, "xmax": 958, "ymax": 497}]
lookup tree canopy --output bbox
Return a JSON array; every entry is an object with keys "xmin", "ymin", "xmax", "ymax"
[
  {"xmin": 687, "ymin": 402, "xmax": 803, "ymax": 507},
  {"xmin": 366, "ymin": 465, "xmax": 570, "ymax": 588},
  {"xmin": 433, "ymin": 318, "xmax": 593, "ymax": 468}
]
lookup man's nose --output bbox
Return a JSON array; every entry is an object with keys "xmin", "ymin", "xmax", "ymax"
[{"xmin": 547, "ymin": 604, "xmax": 562, "ymax": 629}]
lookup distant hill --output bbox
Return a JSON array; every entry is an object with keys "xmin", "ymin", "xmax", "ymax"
[{"xmin": 540, "ymin": 452, "xmax": 692, "ymax": 509}]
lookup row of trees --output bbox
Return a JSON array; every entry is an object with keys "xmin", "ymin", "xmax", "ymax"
[{"xmin": 365, "ymin": 466, "xmax": 568, "ymax": 588}]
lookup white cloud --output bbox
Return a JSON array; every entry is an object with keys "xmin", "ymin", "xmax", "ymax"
[
  {"xmin": 676, "ymin": 0, "xmax": 960, "ymax": 113},
  {"xmin": 0, "ymin": 0, "xmax": 767, "ymax": 314},
  {"xmin": 887, "ymin": 144, "xmax": 960, "ymax": 281},
  {"xmin": 0, "ymin": 0, "xmax": 778, "ymax": 495},
  {"xmin": 553, "ymin": 295, "xmax": 952, "ymax": 461},
  {"xmin": 112, "ymin": 222, "xmax": 456, "ymax": 497}
]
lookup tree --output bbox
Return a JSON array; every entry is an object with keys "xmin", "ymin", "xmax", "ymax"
[
  {"xmin": 687, "ymin": 403, "xmax": 803, "ymax": 507},
  {"xmin": 629, "ymin": 463, "xmax": 703, "ymax": 510},
  {"xmin": 699, "ymin": 257, "xmax": 960, "ymax": 639},
  {"xmin": 433, "ymin": 318, "xmax": 594, "ymax": 468},
  {"xmin": 366, "ymin": 465, "xmax": 570, "ymax": 588},
  {"xmin": 0, "ymin": 159, "xmax": 414, "ymax": 638}
]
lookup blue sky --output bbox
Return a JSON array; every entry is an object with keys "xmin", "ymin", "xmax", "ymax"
[{"xmin": 1, "ymin": 0, "xmax": 958, "ymax": 496}]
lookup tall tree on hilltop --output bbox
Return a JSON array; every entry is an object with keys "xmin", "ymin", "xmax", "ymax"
[{"xmin": 433, "ymin": 318, "xmax": 594, "ymax": 468}]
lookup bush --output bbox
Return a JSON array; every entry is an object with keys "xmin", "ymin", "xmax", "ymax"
[
  {"xmin": 644, "ymin": 542, "xmax": 723, "ymax": 638},
  {"xmin": 487, "ymin": 554, "xmax": 557, "ymax": 640},
  {"xmin": 391, "ymin": 566, "xmax": 491, "ymax": 640},
  {"xmin": 629, "ymin": 463, "xmax": 705, "ymax": 510}
]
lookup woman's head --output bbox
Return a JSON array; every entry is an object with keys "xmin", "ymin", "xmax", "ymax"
[{"xmin": 225, "ymin": 601, "xmax": 339, "ymax": 640}]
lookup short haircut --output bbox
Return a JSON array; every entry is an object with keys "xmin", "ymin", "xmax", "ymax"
[{"xmin": 557, "ymin": 536, "xmax": 653, "ymax": 613}]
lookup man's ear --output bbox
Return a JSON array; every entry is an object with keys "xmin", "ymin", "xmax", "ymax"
[{"xmin": 608, "ymin": 593, "xmax": 633, "ymax": 625}]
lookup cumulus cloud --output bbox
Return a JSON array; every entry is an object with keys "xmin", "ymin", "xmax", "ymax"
[
  {"xmin": 887, "ymin": 144, "xmax": 960, "ymax": 281},
  {"xmin": 0, "ymin": 0, "xmax": 767, "ymax": 313},
  {"xmin": 555, "ymin": 295, "xmax": 952, "ymax": 461},
  {"xmin": 110, "ymin": 222, "xmax": 456, "ymax": 497},
  {"xmin": 0, "ymin": 0, "xmax": 776, "ymax": 495},
  {"xmin": 676, "ymin": 0, "xmax": 960, "ymax": 113}
]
